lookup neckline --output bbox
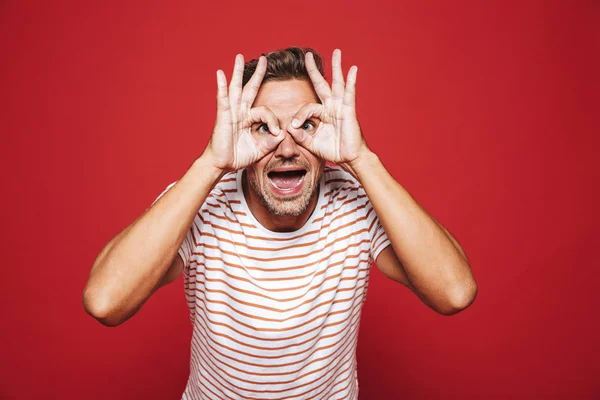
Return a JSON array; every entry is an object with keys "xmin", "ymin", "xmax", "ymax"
[{"xmin": 236, "ymin": 168, "xmax": 326, "ymax": 238}]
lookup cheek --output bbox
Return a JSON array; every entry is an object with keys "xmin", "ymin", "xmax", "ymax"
[
  {"xmin": 251, "ymin": 129, "xmax": 271, "ymax": 143},
  {"xmin": 246, "ymin": 168, "xmax": 260, "ymax": 185},
  {"xmin": 311, "ymin": 159, "xmax": 326, "ymax": 176},
  {"xmin": 248, "ymin": 158, "xmax": 270, "ymax": 179},
  {"xmin": 301, "ymin": 149, "xmax": 323, "ymax": 168},
  {"xmin": 248, "ymin": 169, "xmax": 271, "ymax": 191}
]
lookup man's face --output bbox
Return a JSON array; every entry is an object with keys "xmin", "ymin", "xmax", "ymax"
[{"xmin": 246, "ymin": 79, "xmax": 325, "ymax": 217}]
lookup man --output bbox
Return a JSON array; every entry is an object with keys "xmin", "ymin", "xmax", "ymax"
[{"xmin": 83, "ymin": 47, "xmax": 477, "ymax": 399}]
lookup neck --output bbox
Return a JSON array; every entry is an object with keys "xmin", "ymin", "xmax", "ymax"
[{"xmin": 242, "ymin": 170, "xmax": 320, "ymax": 232}]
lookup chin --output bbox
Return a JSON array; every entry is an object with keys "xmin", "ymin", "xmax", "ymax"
[
  {"xmin": 267, "ymin": 202, "xmax": 307, "ymax": 217},
  {"xmin": 256, "ymin": 175, "xmax": 318, "ymax": 217}
]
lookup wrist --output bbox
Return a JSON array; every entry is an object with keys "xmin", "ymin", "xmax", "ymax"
[
  {"xmin": 199, "ymin": 147, "xmax": 232, "ymax": 173},
  {"xmin": 339, "ymin": 148, "xmax": 378, "ymax": 182},
  {"xmin": 192, "ymin": 151, "xmax": 229, "ymax": 184}
]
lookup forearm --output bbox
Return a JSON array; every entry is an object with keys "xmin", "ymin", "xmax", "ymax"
[
  {"xmin": 83, "ymin": 153, "xmax": 225, "ymax": 325},
  {"xmin": 342, "ymin": 151, "xmax": 476, "ymax": 310}
]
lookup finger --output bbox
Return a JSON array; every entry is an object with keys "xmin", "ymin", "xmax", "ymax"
[
  {"xmin": 228, "ymin": 54, "xmax": 244, "ymax": 105},
  {"xmin": 331, "ymin": 49, "xmax": 345, "ymax": 99},
  {"xmin": 287, "ymin": 103, "xmax": 323, "ymax": 146},
  {"xmin": 305, "ymin": 52, "xmax": 331, "ymax": 102},
  {"xmin": 343, "ymin": 66, "xmax": 358, "ymax": 108},
  {"xmin": 250, "ymin": 106, "xmax": 286, "ymax": 152},
  {"xmin": 216, "ymin": 69, "xmax": 230, "ymax": 112},
  {"xmin": 250, "ymin": 106, "xmax": 282, "ymax": 136},
  {"xmin": 241, "ymin": 56, "xmax": 267, "ymax": 105},
  {"xmin": 289, "ymin": 103, "xmax": 323, "ymax": 129},
  {"xmin": 260, "ymin": 128, "xmax": 286, "ymax": 152}
]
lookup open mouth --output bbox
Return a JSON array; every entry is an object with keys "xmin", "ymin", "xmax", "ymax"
[{"xmin": 267, "ymin": 169, "xmax": 307, "ymax": 192}]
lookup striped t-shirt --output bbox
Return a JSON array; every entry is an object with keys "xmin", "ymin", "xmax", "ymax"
[{"xmin": 153, "ymin": 165, "xmax": 391, "ymax": 400}]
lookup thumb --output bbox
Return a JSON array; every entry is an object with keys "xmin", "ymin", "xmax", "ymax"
[{"xmin": 260, "ymin": 128, "xmax": 286, "ymax": 152}]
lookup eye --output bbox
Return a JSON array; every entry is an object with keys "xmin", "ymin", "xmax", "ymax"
[
  {"xmin": 257, "ymin": 123, "xmax": 270, "ymax": 133},
  {"xmin": 301, "ymin": 121, "xmax": 315, "ymax": 131}
]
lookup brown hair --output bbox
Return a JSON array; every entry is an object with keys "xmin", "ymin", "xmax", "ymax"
[{"xmin": 242, "ymin": 46, "xmax": 325, "ymax": 87}]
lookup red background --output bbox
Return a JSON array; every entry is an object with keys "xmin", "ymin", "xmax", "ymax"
[{"xmin": 1, "ymin": 1, "xmax": 598, "ymax": 399}]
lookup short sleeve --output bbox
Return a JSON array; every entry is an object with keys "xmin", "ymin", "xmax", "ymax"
[
  {"xmin": 363, "ymin": 195, "xmax": 391, "ymax": 263},
  {"xmin": 148, "ymin": 180, "xmax": 194, "ymax": 270},
  {"xmin": 176, "ymin": 228, "xmax": 194, "ymax": 271}
]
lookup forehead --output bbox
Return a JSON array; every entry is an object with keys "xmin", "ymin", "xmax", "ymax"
[{"xmin": 252, "ymin": 79, "xmax": 319, "ymax": 119}]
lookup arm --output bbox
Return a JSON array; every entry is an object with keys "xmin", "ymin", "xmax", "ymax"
[
  {"xmin": 287, "ymin": 49, "xmax": 477, "ymax": 316},
  {"xmin": 82, "ymin": 155, "xmax": 224, "ymax": 327},
  {"xmin": 344, "ymin": 151, "xmax": 477, "ymax": 316},
  {"xmin": 83, "ymin": 54, "xmax": 285, "ymax": 327}
]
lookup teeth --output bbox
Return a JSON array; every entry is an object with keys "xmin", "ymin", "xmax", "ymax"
[{"xmin": 269, "ymin": 174, "xmax": 305, "ymax": 190}]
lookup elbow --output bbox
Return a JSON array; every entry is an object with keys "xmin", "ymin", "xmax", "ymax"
[
  {"xmin": 82, "ymin": 287, "xmax": 125, "ymax": 327},
  {"xmin": 439, "ymin": 280, "xmax": 478, "ymax": 316}
]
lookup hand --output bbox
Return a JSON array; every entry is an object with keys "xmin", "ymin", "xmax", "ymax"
[
  {"xmin": 287, "ymin": 49, "xmax": 370, "ymax": 168},
  {"xmin": 204, "ymin": 54, "xmax": 286, "ymax": 172}
]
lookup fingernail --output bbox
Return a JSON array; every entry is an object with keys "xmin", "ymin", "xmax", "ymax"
[{"xmin": 291, "ymin": 119, "xmax": 300, "ymax": 128}]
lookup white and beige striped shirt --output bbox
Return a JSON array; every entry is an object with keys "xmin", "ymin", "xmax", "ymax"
[{"xmin": 153, "ymin": 165, "xmax": 391, "ymax": 400}]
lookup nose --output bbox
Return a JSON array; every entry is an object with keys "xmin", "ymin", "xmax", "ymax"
[{"xmin": 273, "ymin": 130, "xmax": 300, "ymax": 160}]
